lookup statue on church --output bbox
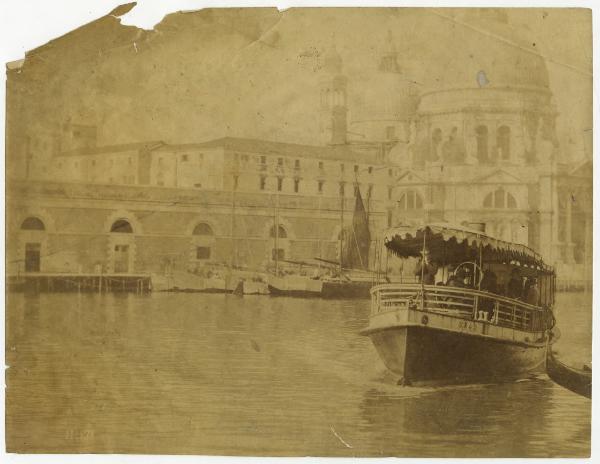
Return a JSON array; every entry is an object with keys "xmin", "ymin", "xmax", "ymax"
[{"xmin": 442, "ymin": 127, "xmax": 466, "ymax": 164}]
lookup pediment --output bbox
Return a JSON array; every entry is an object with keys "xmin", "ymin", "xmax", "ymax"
[
  {"xmin": 471, "ymin": 169, "xmax": 523, "ymax": 184},
  {"xmin": 396, "ymin": 169, "xmax": 427, "ymax": 184}
]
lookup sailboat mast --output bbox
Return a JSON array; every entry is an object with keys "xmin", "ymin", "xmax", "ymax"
[
  {"xmin": 339, "ymin": 194, "xmax": 344, "ymax": 277},
  {"xmin": 275, "ymin": 193, "xmax": 279, "ymax": 275}
]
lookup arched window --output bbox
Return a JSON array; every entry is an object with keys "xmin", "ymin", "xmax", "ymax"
[
  {"xmin": 269, "ymin": 225, "xmax": 287, "ymax": 239},
  {"xmin": 110, "ymin": 219, "xmax": 133, "ymax": 233},
  {"xmin": 193, "ymin": 223, "xmax": 214, "ymax": 236},
  {"xmin": 476, "ymin": 125, "xmax": 489, "ymax": 163},
  {"xmin": 483, "ymin": 188, "xmax": 517, "ymax": 209},
  {"xmin": 497, "ymin": 125, "xmax": 510, "ymax": 160},
  {"xmin": 398, "ymin": 191, "xmax": 423, "ymax": 210},
  {"xmin": 21, "ymin": 217, "xmax": 45, "ymax": 231}
]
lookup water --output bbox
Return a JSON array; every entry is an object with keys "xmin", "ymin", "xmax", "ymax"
[{"xmin": 5, "ymin": 291, "xmax": 591, "ymax": 457}]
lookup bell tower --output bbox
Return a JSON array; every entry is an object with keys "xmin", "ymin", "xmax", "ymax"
[{"xmin": 319, "ymin": 39, "xmax": 348, "ymax": 145}]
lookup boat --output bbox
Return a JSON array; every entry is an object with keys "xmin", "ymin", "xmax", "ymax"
[
  {"xmin": 361, "ymin": 223, "xmax": 556, "ymax": 386},
  {"xmin": 233, "ymin": 279, "xmax": 270, "ymax": 295},
  {"xmin": 267, "ymin": 274, "xmax": 323, "ymax": 297},
  {"xmin": 320, "ymin": 186, "xmax": 375, "ymax": 299},
  {"xmin": 320, "ymin": 272, "xmax": 374, "ymax": 299},
  {"xmin": 150, "ymin": 271, "xmax": 234, "ymax": 293},
  {"xmin": 546, "ymin": 349, "xmax": 591, "ymax": 399}
]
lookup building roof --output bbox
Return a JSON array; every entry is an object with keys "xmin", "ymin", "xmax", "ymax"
[
  {"xmin": 56, "ymin": 136, "xmax": 384, "ymax": 163},
  {"xmin": 57, "ymin": 141, "xmax": 165, "ymax": 157},
  {"xmin": 155, "ymin": 137, "xmax": 383, "ymax": 163}
]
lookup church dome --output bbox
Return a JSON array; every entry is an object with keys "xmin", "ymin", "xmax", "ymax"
[
  {"xmin": 418, "ymin": 9, "xmax": 550, "ymax": 92},
  {"xmin": 351, "ymin": 31, "xmax": 419, "ymax": 142}
]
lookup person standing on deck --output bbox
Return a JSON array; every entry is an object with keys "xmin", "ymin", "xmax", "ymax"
[
  {"xmin": 506, "ymin": 268, "xmax": 524, "ymax": 300},
  {"xmin": 525, "ymin": 278, "xmax": 540, "ymax": 306},
  {"xmin": 414, "ymin": 249, "xmax": 438, "ymax": 285}
]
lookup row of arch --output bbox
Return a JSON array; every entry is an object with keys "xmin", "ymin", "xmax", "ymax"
[
  {"xmin": 428, "ymin": 125, "xmax": 512, "ymax": 164},
  {"xmin": 396, "ymin": 188, "xmax": 518, "ymax": 210},
  {"xmin": 20, "ymin": 217, "xmax": 292, "ymax": 239}
]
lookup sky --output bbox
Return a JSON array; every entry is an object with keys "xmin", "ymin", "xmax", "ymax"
[{"xmin": 4, "ymin": 4, "xmax": 593, "ymax": 163}]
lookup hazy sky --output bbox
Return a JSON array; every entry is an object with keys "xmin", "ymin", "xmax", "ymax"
[{"xmin": 7, "ymin": 6, "xmax": 592, "ymax": 161}]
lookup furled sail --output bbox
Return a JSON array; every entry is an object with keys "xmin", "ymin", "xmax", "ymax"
[{"xmin": 341, "ymin": 186, "xmax": 371, "ymax": 270}]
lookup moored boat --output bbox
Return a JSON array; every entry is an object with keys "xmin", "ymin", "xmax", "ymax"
[
  {"xmin": 546, "ymin": 349, "xmax": 591, "ymax": 399},
  {"xmin": 267, "ymin": 274, "xmax": 323, "ymax": 297},
  {"xmin": 233, "ymin": 279, "xmax": 270, "ymax": 295},
  {"xmin": 361, "ymin": 223, "xmax": 556, "ymax": 386},
  {"xmin": 321, "ymin": 276, "xmax": 373, "ymax": 299}
]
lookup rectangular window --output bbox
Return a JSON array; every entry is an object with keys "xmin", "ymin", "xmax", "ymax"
[
  {"xmin": 319, "ymin": 161, "xmax": 324, "ymax": 170},
  {"xmin": 318, "ymin": 181, "xmax": 324, "ymax": 194},
  {"xmin": 272, "ymin": 248, "xmax": 285, "ymax": 261},
  {"xmin": 339, "ymin": 182, "xmax": 345, "ymax": 196},
  {"xmin": 277, "ymin": 177, "xmax": 283, "ymax": 191},
  {"xmin": 354, "ymin": 185, "xmax": 359, "ymax": 197},
  {"xmin": 386, "ymin": 126, "xmax": 396, "ymax": 140},
  {"xmin": 181, "ymin": 154, "xmax": 188, "ymax": 162},
  {"xmin": 354, "ymin": 164, "xmax": 359, "ymax": 173},
  {"xmin": 368, "ymin": 166, "xmax": 373, "ymax": 174},
  {"xmin": 295, "ymin": 159, "xmax": 300, "ymax": 169},
  {"xmin": 294, "ymin": 178, "xmax": 300, "ymax": 193},
  {"xmin": 340, "ymin": 163, "xmax": 345, "ymax": 173},
  {"xmin": 388, "ymin": 168, "xmax": 393, "ymax": 177},
  {"xmin": 233, "ymin": 175, "xmax": 239, "ymax": 190},
  {"xmin": 260, "ymin": 176, "xmax": 267, "ymax": 190},
  {"xmin": 387, "ymin": 210, "xmax": 393, "ymax": 227},
  {"xmin": 128, "ymin": 157, "xmax": 133, "ymax": 165},
  {"xmin": 91, "ymin": 160, "xmax": 96, "ymax": 166},
  {"xmin": 368, "ymin": 184, "xmax": 374, "ymax": 197},
  {"xmin": 196, "ymin": 246, "xmax": 211, "ymax": 260},
  {"xmin": 388, "ymin": 186, "xmax": 393, "ymax": 200},
  {"xmin": 278, "ymin": 157, "xmax": 283, "ymax": 166},
  {"xmin": 261, "ymin": 155, "xmax": 266, "ymax": 164}
]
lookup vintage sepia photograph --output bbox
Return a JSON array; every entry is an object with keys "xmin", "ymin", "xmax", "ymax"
[{"xmin": 3, "ymin": 3, "xmax": 593, "ymax": 459}]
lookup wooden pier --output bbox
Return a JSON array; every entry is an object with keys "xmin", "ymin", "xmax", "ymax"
[{"xmin": 7, "ymin": 273, "xmax": 151, "ymax": 293}]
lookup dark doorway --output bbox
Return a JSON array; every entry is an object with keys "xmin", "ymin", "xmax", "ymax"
[{"xmin": 25, "ymin": 243, "xmax": 41, "ymax": 272}]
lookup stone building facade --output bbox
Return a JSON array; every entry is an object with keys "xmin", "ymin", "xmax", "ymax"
[
  {"xmin": 7, "ymin": 180, "xmax": 389, "ymax": 276},
  {"xmin": 7, "ymin": 20, "xmax": 592, "ymax": 284}
]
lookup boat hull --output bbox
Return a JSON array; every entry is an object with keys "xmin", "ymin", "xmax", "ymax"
[
  {"xmin": 267, "ymin": 275, "xmax": 323, "ymax": 297},
  {"xmin": 321, "ymin": 280, "xmax": 372, "ymax": 299},
  {"xmin": 367, "ymin": 325, "xmax": 547, "ymax": 385},
  {"xmin": 267, "ymin": 285, "xmax": 321, "ymax": 298}
]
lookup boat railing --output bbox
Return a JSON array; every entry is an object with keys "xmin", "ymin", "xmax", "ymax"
[{"xmin": 371, "ymin": 283, "xmax": 548, "ymax": 332}]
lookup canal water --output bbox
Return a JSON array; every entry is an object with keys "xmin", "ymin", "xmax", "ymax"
[{"xmin": 5, "ymin": 291, "xmax": 591, "ymax": 457}]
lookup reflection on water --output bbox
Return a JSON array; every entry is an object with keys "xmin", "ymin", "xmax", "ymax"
[{"xmin": 5, "ymin": 291, "xmax": 591, "ymax": 456}]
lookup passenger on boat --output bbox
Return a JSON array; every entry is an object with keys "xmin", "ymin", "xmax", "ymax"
[
  {"xmin": 525, "ymin": 277, "xmax": 540, "ymax": 306},
  {"xmin": 506, "ymin": 268, "xmax": 524, "ymax": 300},
  {"xmin": 480, "ymin": 270, "xmax": 498, "ymax": 294},
  {"xmin": 414, "ymin": 250, "xmax": 438, "ymax": 285},
  {"xmin": 446, "ymin": 267, "xmax": 466, "ymax": 288},
  {"xmin": 479, "ymin": 270, "xmax": 498, "ymax": 320}
]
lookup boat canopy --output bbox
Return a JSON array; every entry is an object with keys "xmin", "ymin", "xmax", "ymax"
[{"xmin": 384, "ymin": 223, "xmax": 553, "ymax": 273}]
